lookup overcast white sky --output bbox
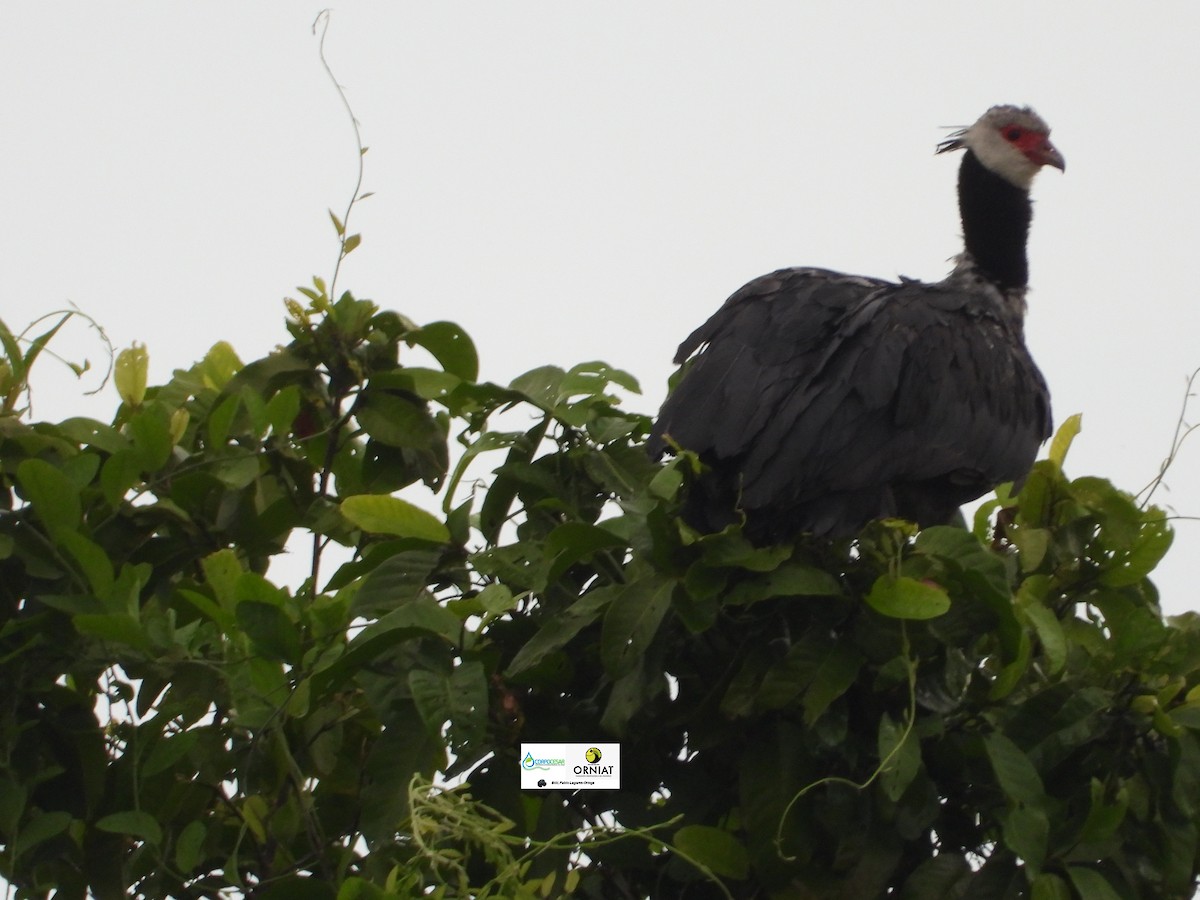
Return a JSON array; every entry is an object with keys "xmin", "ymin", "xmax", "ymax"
[{"xmin": 5, "ymin": 3, "xmax": 1200, "ymax": 612}]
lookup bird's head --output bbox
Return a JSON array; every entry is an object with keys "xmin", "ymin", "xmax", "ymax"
[{"xmin": 936, "ymin": 105, "xmax": 1065, "ymax": 189}]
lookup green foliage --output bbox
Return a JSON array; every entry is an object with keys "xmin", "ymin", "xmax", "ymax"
[{"xmin": 0, "ymin": 286, "xmax": 1198, "ymax": 900}]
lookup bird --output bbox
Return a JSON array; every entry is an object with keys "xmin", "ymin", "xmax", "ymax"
[{"xmin": 648, "ymin": 105, "xmax": 1062, "ymax": 541}]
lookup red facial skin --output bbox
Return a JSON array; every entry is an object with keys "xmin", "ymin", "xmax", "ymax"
[{"xmin": 1003, "ymin": 125, "xmax": 1066, "ymax": 171}]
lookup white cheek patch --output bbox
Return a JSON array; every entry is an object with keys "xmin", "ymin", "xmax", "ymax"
[{"xmin": 965, "ymin": 122, "xmax": 1039, "ymax": 189}]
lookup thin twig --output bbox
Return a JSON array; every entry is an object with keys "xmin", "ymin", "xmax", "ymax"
[
  {"xmin": 312, "ymin": 10, "xmax": 367, "ymax": 303},
  {"xmin": 306, "ymin": 10, "xmax": 370, "ymax": 598},
  {"xmin": 1138, "ymin": 366, "xmax": 1200, "ymax": 508}
]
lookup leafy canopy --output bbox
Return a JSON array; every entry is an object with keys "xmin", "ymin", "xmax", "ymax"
[{"xmin": 0, "ymin": 281, "xmax": 1197, "ymax": 899}]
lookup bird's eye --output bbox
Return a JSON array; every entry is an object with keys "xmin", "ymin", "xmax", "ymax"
[{"xmin": 1005, "ymin": 127, "xmax": 1023, "ymax": 141}]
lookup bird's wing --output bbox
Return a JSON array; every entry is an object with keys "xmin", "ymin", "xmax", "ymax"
[
  {"xmin": 651, "ymin": 270, "xmax": 1051, "ymax": 521},
  {"xmin": 650, "ymin": 267, "xmax": 887, "ymax": 460},
  {"xmin": 739, "ymin": 281, "xmax": 1051, "ymax": 509}
]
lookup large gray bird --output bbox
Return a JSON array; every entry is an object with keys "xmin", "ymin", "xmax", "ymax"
[{"xmin": 648, "ymin": 105, "xmax": 1062, "ymax": 540}]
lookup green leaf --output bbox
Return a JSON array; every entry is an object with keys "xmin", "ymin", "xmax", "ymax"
[
  {"xmin": 236, "ymin": 601, "xmax": 301, "ymax": 664},
  {"xmin": 213, "ymin": 454, "xmax": 260, "ymax": 489},
  {"xmin": 1048, "ymin": 413, "xmax": 1081, "ymax": 467},
  {"xmin": 443, "ymin": 429, "xmax": 524, "ymax": 515},
  {"xmin": 177, "ymin": 588, "xmax": 229, "ymax": 624},
  {"xmin": 73, "ymin": 613, "xmax": 151, "ymax": 651},
  {"xmin": 340, "ymin": 494, "xmax": 449, "ymax": 543},
  {"xmin": 648, "ymin": 463, "xmax": 683, "ymax": 500},
  {"xmin": 756, "ymin": 633, "xmax": 862, "ymax": 722},
  {"xmin": 1079, "ymin": 778, "xmax": 1127, "ymax": 844},
  {"xmin": 1100, "ymin": 507, "xmax": 1172, "ymax": 587},
  {"xmin": 405, "ymin": 321, "xmax": 480, "ymax": 382},
  {"xmin": 174, "ymin": 820, "xmax": 207, "ymax": 872},
  {"xmin": 349, "ymin": 548, "xmax": 442, "ymax": 615},
  {"xmin": 59, "ymin": 531, "xmax": 115, "ymax": 598},
  {"xmin": 169, "ymin": 407, "xmax": 189, "ymax": 445},
  {"xmin": 240, "ymin": 795, "xmax": 269, "ymax": 843},
  {"xmin": 1022, "ymin": 600, "xmax": 1067, "ymax": 674},
  {"xmin": 10, "ymin": 313, "xmax": 72, "ymax": 388},
  {"xmin": 206, "ymin": 393, "xmax": 241, "ymax": 447},
  {"xmin": 356, "ymin": 391, "xmax": 443, "ymax": 449},
  {"xmin": 600, "ymin": 658, "xmax": 654, "ymax": 735},
  {"xmin": 878, "ymin": 713, "xmax": 921, "ymax": 801},
  {"xmin": 329, "ymin": 208, "xmax": 345, "ymax": 236},
  {"xmin": 57, "ymin": 417, "xmax": 130, "ymax": 454},
  {"xmin": 100, "ymin": 449, "xmax": 142, "ymax": 507},
  {"xmin": 16, "ymin": 458, "xmax": 81, "ymax": 538},
  {"xmin": 407, "ymin": 670, "xmax": 447, "ymax": 735},
  {"xmin": 343, "ymin": 233, "xmax": 362, "ymax": 254},
  {"xmin": 199, "ymin": 341, "xmax": 243, "ymax": 390},
  {"xmin": 58, "ymin": 450, "xmax": 100, "ymax": 487},
  {"xmin": 476, "ymin": 583, "xmax": 517, "ymax": 617},
  {"xmin": 988, "ymin": 630, "xmax": 1032, "ymax": 700},
  {"xmin": 866, "ymin": 575, "xmax": 950, "ymax": 620},
  {"xmin": 1065, "ymin": 867, "xmax": 1124, "ymax": 900},
  {"xmin": 127, "ymin": 404, "xmax": 173, "ymax": 469},
  {"xmin": 900, "ymin": 854, "xmax": 972, "ymax": 898},
  {"xmin": 509, "ymin": 365, "xmax": 565, "ymax": 410},
  {"xmin": 1017, "ymin": 464, "xmax": 1054, "ymax": 526},
  {"xmin": 601, "ymin": 579, "xmax": 674, "ymax": 677},
  {"xmin": 316, "ymin": 596, "xmax": 465, "ymax": 694},
  {"xmin": 561, "ymin": 361, "xmax": 641, "ymax": 397},
  {"xmin": 202, "ymin": 548, "xmax": 243, "ymax": 611},
  {"xmin": 360, "ymin": 705, "xmax": 445, "ymax": 842},
  {"xmin": 0, "ymin": 774, "xmax": 26, "ymax": 834},
  {"xmin": 805, "ymin": 648, "xmax": 863, "ymax": 724},
  {"xmin": 673, "ymin": 824, "xmax": 749, "ymax": 880},
  {"xmin": 543, "ymin": 522, "xmax": 627, "ymax": 585},
  {"xmin": 915, "ymin": 527, "xmax": 1011, "ymax": 603},
  {"xmin": 143, "ymin": 730, "xmax": 202, "ymax": 777},
  {"xmin": 114, "ymin": 342, "xmax": 149, "ymax": 407},
  {"xmin": 408, "ymin": 661, "xmax": 487, "ymax": 746},
  {"xmin": 255, "ymin": 876, "xmax": 337, "ymax": 900},
  {"xmin": 365, "ymin": 596, "xmax": 462, "ymax": 644},
  {"xmin": 1030, "ymin": 872, "xmax": 1072, "ymax": 900},
  {"xmin": 984, "ymin": 732, "xmax": 1044, "ymax": 805},
  {"xmin": 110, "ymin": 562, "xmax": 151, "ymax": 616},
  {"xmin": 96, "ymin": 810, "xmax": 163, "ymax": 845},
  {"xmin": 236, "ymin": 571, "xmax": 289, "ymax": 607},
  {"xmin": 380, "ymin": 366, "xmax": 463, "ymax": 403},
  {"xmin": 349, "ymin": 871, "xmax": 394, "ymax": 898},
  {"xmin": 1013, "ymin": 527, "xmax": 1050, "ymax": 572},
  {"xmin": 760, "ymin": 562, "xmax": 842, "ymax": 597},
  {"xmin": 0, "ymin": 319, "xmax": 22, "ymax": 379},
  {"xmin": 265, "ymin": 385, "xmax": 301, "ymax": 437},
  {"xmin": 508, "ymin": 587, "xmax": 617, "ymax": 677},
  {"xmin": 238, "ymin": 385, "xmax": 269, "ymax": 437},
  {"xmin": 697, "ymin": 532, "xmax": 791, "ymax": 572},
  {"xmin": 13, "ymin": 810, "xmax": 73, "ymax": 859},
  {"xmin": 477, "ymin": 423, "xmax": 549, "ymax": 542},
  {"xmin": 965, "ymin": 853, "xmax": 1022, "ymax": 898},
  {"xmin": 725, "ymin": 561, "xmax": 842, "ymax": 605},
  {"xmin": 1000, "ymin": 805, "xmax": 1047, "ymax": 876}
]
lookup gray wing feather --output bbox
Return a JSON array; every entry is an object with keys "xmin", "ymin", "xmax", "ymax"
[{"xmin": 649, "ymin": 267, "xmax": 1051, "ymax": 537}]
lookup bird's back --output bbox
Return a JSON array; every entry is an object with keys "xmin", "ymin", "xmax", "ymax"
[{"xmin": 648, "ymin": 266, "xmax": 1051, "ymax": 539}]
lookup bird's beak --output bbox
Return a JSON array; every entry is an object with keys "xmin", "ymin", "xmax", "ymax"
[{"xmin": 1036, "ymin": 139, "xmax": 1065, "ymax": 172}]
